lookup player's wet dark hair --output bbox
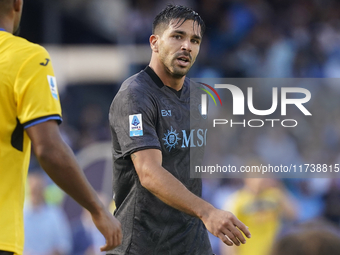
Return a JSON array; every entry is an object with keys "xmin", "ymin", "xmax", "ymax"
[
  {"xmin": 0, "ymin": 0, "xmax": 11, "ymax": 14},
  {"xmin": 153, "ymin": 4, "xmax": 205, "ymax": 37}
]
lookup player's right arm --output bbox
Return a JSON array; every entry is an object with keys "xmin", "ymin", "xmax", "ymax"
[
  {"xmin": 131, "ymin": 149, "xmax": 251, "ymax": 246},
  {"xmin": 16, "ymin": 44, "xmax": 122, "ymax": 251},
  {"xmin": 26, "ymin": 120, "xmax": 122, "ymax": 251}
]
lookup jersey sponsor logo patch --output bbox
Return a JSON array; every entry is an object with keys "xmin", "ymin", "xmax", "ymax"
[
  {"xmin": 129, "ymin": 114, "xmax": 143, "ymax": 136},
  {"xmin": 162, "ymin": 127, "xmax": 208, "ymax": 151},
  {"xmin": 47, "ymin": 75, "xmax": 58, "ymax": 100}
]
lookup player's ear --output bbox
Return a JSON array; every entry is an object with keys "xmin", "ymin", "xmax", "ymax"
[
  {"xmin": 13, "ymin": 0, "xmax": 23, "ymax": 12},
  {"xmin": 150, "ymin": 34, "xmax": 159, "ymax": 53}
]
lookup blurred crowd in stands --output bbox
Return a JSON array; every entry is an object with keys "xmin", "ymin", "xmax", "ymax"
[
  {"xmin": 25, "ymin": 0, "xmax": 340, "ymax": 254},
  {"xmin": 48, "ymin": 0, "xmax": 340, "ymax": 79}
]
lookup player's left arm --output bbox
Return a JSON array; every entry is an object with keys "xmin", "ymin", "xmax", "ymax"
[
  {"xmin": 19, "ymin": 46, "xmax": 122, "ymax": 251},
  {"xmin": 266, "ymin": 180, "xmax": 297, "ymax": 220},
  {"xmin": 277, "ymin": 189, "xmax": 297, "ymax": 220},
  {"xmin": 131, "ymin": 149, "xmax": 251, "ymax": 247}
]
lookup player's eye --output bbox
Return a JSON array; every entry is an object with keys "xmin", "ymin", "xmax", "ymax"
[{"xmin": 174, "ymin": 35, "xmax": 182, "ymax": 39}]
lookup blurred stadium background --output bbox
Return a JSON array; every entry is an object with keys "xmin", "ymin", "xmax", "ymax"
[{"xmin": 24, "ymin": 0, "xmax": 340, "ymax": 254}]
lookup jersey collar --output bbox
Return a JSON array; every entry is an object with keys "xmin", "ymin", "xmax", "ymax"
[
  {"xmin": 0, "ymin": 28, "xmax": 6, "ymax": 32},
  {"xmin": 144, "ymin": 66, "xmax": 164, "ymax": 89},
  {"xmin": 144, "ymin": 65, "xmax": 185, "ymax": 98}
]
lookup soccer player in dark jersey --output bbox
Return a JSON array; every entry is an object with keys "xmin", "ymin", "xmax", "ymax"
[{"xmin": 109, "ymin": 5, "xmax": 251, "ymax": 255}]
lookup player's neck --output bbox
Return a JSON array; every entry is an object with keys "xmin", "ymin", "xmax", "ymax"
[
  {"xmin": 149, "ymin": 62, "xmax": 185, "ymax": 91},
  {"xmin": 0, "ymin": 18, "xmax": 14, "ymax": 34}
]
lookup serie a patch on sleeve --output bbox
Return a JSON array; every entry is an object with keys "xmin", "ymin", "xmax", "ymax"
[
  {"xmin": 47, "ymin": 75, "xmax": 58, "ymax": 100},
  {"xmin": 129, "ymin": 114, "xmax": 143, "ymax": 137}
]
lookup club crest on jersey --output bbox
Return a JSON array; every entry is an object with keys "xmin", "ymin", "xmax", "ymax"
[
  {"xmin": 129, "ymin": 114, "xmax": 143, "ymax": 136},
  {"xmin": 47, "ymin": 75, "xmax": 58, "ymax": 100}
]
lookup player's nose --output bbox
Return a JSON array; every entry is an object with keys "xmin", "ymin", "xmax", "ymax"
[{"xmin": 181, "ymin": 39, "xmax": 192, "ymax": 52}]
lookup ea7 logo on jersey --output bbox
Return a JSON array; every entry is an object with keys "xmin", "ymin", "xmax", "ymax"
[
  {"xmin": 129, "ymin": 114, "xmax": 143, "ymax": 137},
  {"xmin": 161, "ymin": 110, "xmax": 172, "ymax": 117}
]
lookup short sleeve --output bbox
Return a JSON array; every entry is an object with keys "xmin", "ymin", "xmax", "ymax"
[
  {"xmin": 109, "ymin": 85, "xmax": 161, "ymax": 158},
  {"xmin": 14, "ymin": 45, "xmax": 62, "ymax": 128}
]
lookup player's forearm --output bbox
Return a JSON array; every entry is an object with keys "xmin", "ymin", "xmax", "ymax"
[
  {"xmin": 36, "ymin": 142, "xmax": 102, "ymax": 212},
  {"xmin": 35, "ymin": 140, "xmax": 105, "ymax": 214},
  {"xmin": 27, "ymin": 121, "xmax": 104, "ymax": 215},
  {"xmin": 280, "ymin": 192, "xmax": 297, "ymax": 220},
  {"xmin": 149, "ymin": 166, "xmax": 213, "ymax": 218},
  {"xmin": 133, "ymin": 150, "xmax": 214, "ymax": 219}
]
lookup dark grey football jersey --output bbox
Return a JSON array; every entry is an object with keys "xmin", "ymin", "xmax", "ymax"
[{"xmin": 108, "ymin": 66, "xmax": 211, "ymax": 255}]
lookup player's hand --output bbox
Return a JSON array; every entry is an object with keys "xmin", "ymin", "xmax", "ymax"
[
  {"xmin": 202, "ymin": 208, "xmax": 251, "ymax": 246},
  {"xmin": 91, "ymin": 209, "xmax": 122, "ymax": 251}
]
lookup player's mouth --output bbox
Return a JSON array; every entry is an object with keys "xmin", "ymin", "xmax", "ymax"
[{"xmin": 176, "ymin": 55, "xmax": 191, "ymax": 67}]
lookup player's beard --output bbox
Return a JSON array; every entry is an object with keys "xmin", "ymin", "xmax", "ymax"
[
  {"xmin": 168, "ymin": 57, "xmax": 192, "ymax": 78},
  {"xmin": 171, "ymin": 65, "xmax": 189, "ymax": 78},
  {"xmin": 159, "ymin": 49, "xmax": 194, "ymax": 78}
]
